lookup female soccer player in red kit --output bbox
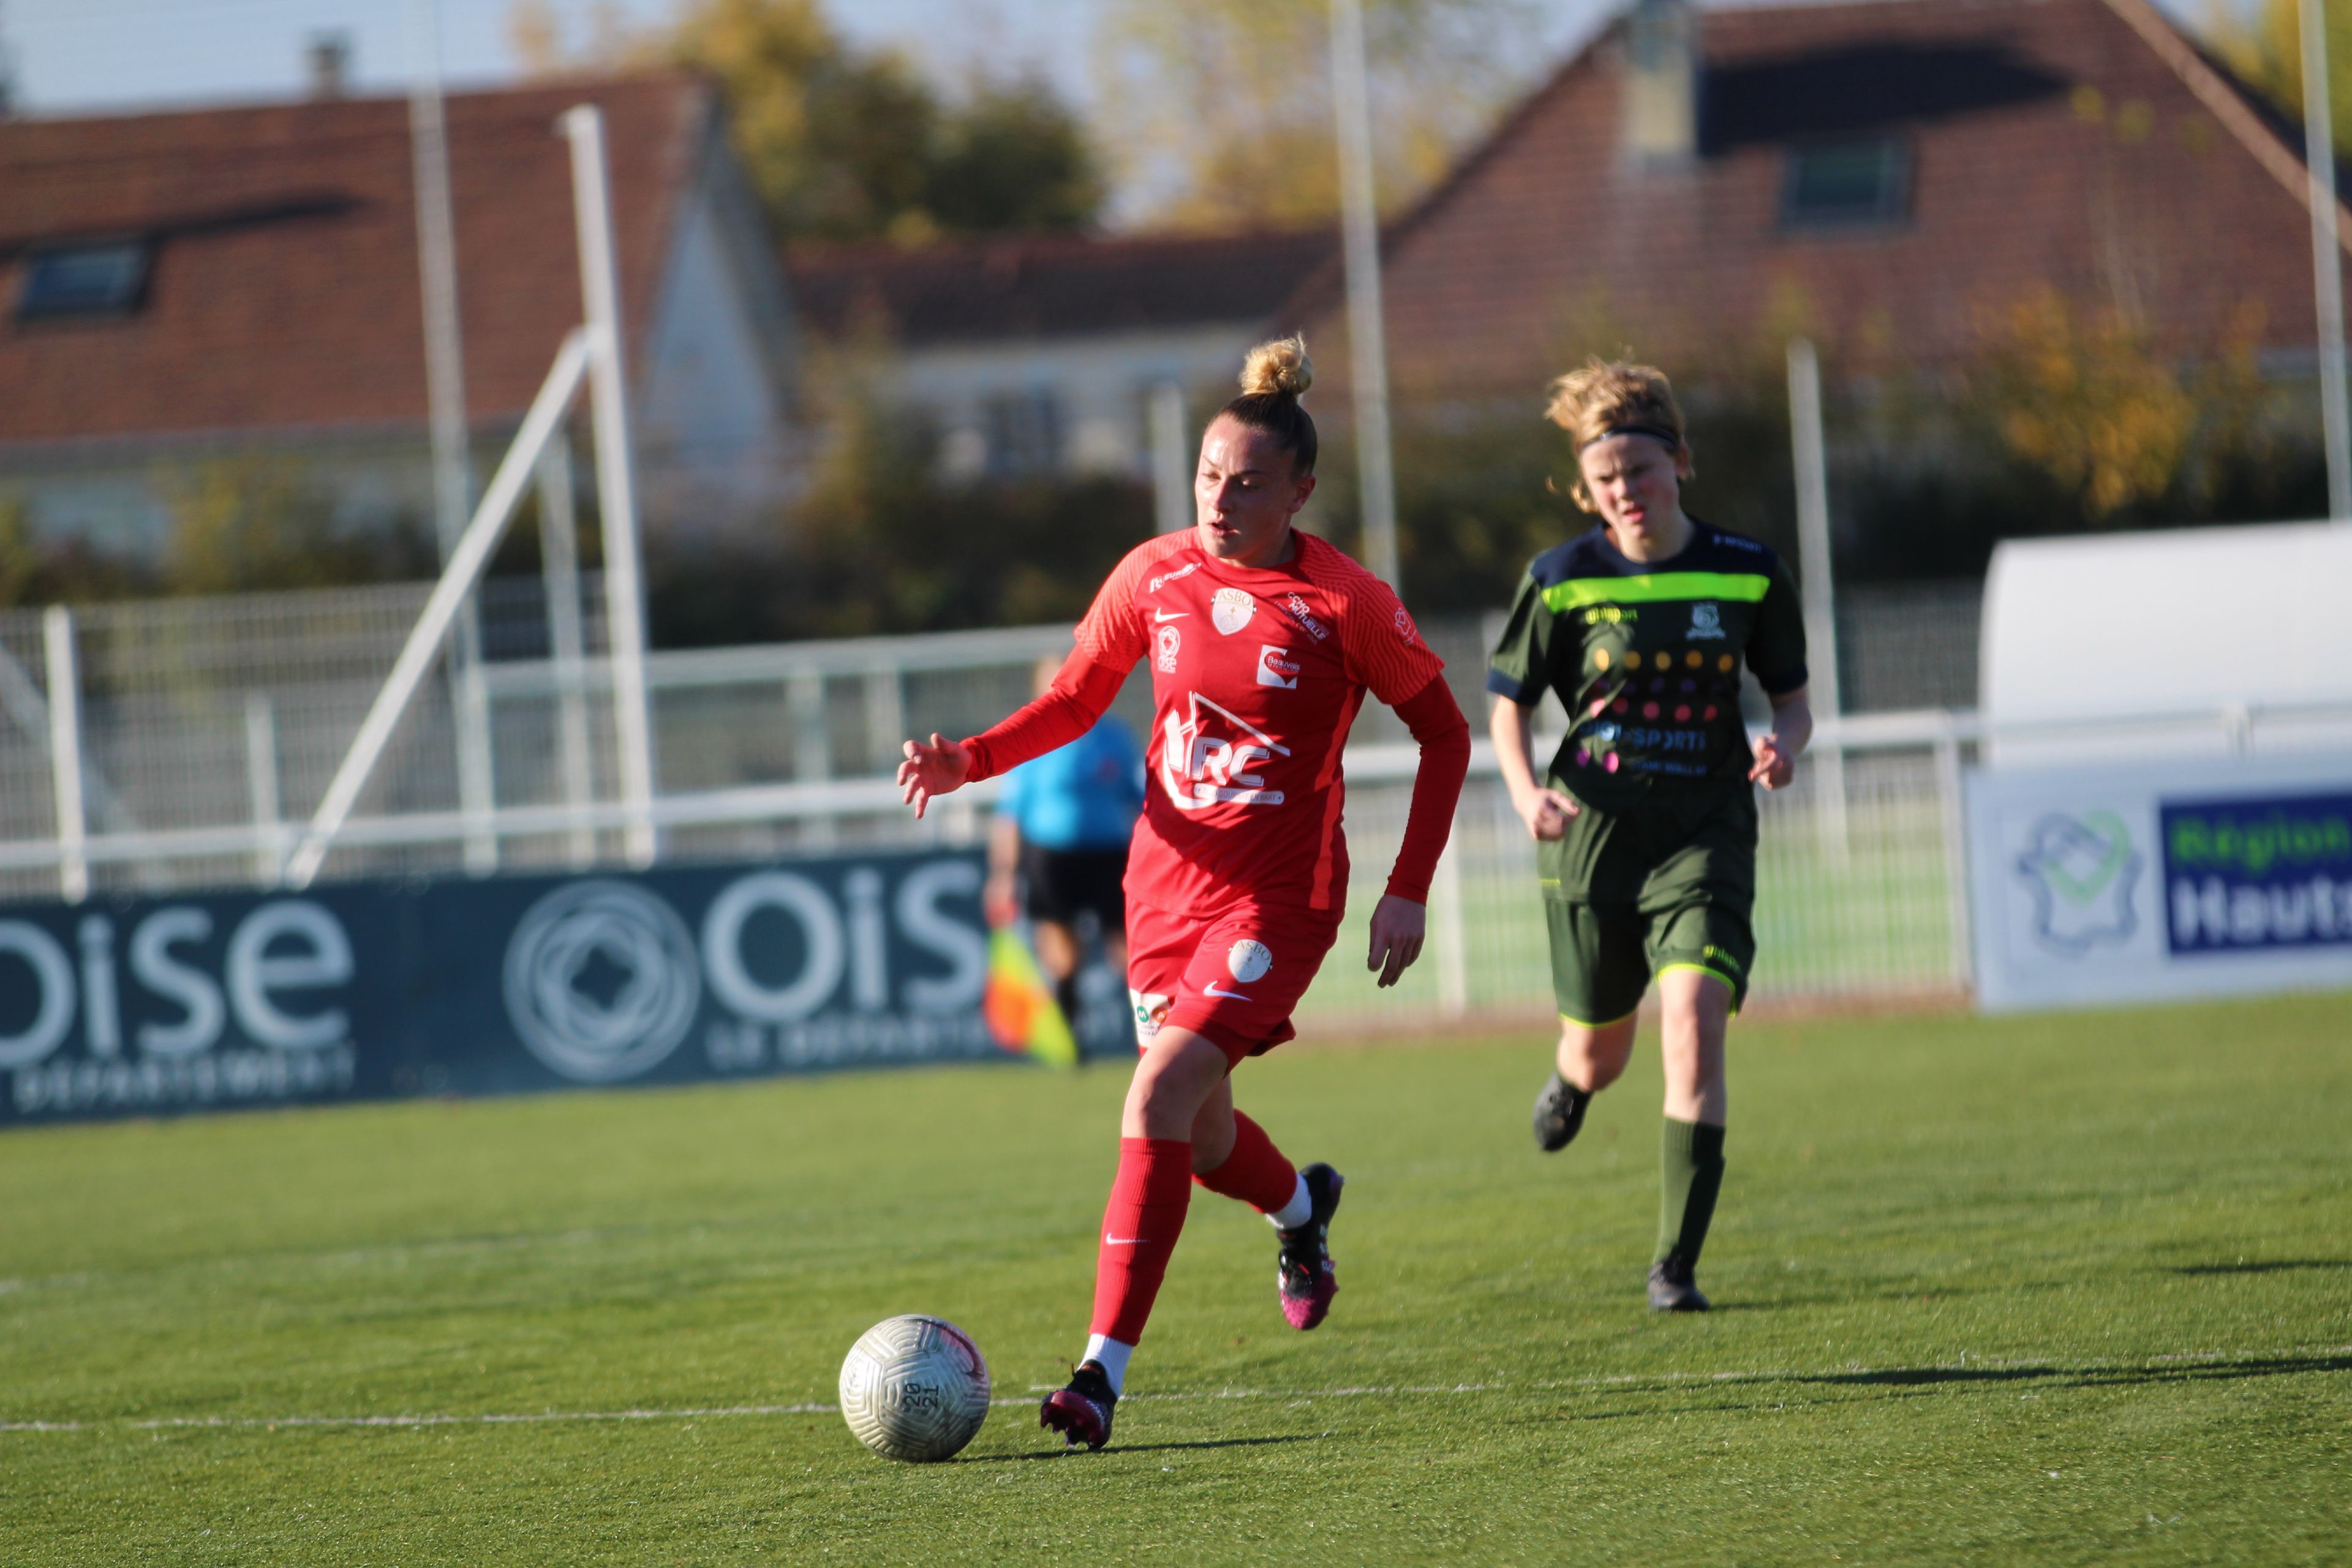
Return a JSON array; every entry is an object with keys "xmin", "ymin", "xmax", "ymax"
[{"xmin": 899, "ymin": 337, "xmax": 1471, "ymax": 1449}]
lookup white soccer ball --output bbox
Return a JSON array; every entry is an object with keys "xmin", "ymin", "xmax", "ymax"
[{"xmin": 838, "ymin": 1314, "xmax": 992, "ymax": 1462}]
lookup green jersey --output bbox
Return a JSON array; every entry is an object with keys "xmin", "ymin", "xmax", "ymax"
[{"xmin": 1487, "ymin": 519, "xmax": 1807, "ymax": 810}]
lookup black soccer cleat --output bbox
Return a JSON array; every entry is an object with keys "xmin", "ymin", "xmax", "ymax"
[
  {"xmin": 1276, "ymin": 1163, "xmax": 1344, "ymax": 1330},
  {"xmin": 1532, "ymin": 1072, "xmax": 1591, "ymax": 1152},
  {"xmin": 1039, "ymin": 1360, "xmax": 1118, "ymax": 1450},
  {"xmin": 1648, "ymin": 1253, "xmax": 1711, "ymax": 1313}
]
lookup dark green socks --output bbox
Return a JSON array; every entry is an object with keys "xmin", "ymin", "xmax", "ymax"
[{"xmin": 1656, "ymin": 1118, "xmax": 1727, "ymax": 1267}]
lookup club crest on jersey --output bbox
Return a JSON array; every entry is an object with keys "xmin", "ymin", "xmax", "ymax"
[
  {"xmin": 1212, "ymin": 587, "xmax": 1257, "ymax": 635},
  {"xmin": 1688, "ymin": 603, "xmax": 1726, "ymax": 640},
  {"xmin": 1256, "ymin": 644, "xmax": 1299, "ymax": 689},
  {"xmin": 1226, "ymin": 940, "xmax": 1273, "ymax": 984},
  {"xmin": 1155, "ymin": 623, "xmax": 1182, "ymax": 673},
  {"xmin": 1159, "ymin": 691, "xmax": 1291, "ymax": 810}
]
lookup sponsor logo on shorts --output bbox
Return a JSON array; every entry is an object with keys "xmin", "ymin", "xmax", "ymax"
[
  {"xmin": 1129, "ymin": 987, "xmax": 1172, "ymax": 1040},
  {"xmin": 1688, "ymin": 603, "xmax": 1726, "ymax": 640},
  {"xmin": 1155, "ymin": 624, "xmax": 1182, "ymax": 673},
  {"xmin": 1226, "ymin": 939, "xmax": 1273, "ymax": 983},
  {"xmin": 1148, "ymin": 562, "xmax": 1201, "ymax": 595},
  {"xmin": 1202, "ymin": 981, "xmax": 1253, "ymax": 1002},
  {"xmin": 1212, "ymin": 588, "xmax": 1257, "ymax": 635},
  {"xmin": 1256, "ymin": 644, "xmax": 1299, "ymax": 689},
  {"xmin": 1281, "ymin": 594, "xmax": 1330, "ymax": 641}
]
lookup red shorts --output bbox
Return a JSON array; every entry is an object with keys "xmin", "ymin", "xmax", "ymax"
[{"xmin": 1125, "ymin": 900, "xmax": 1341, "ymax": 1066}]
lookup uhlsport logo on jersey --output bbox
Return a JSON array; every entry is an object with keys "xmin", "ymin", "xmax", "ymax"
[
  {"xmin": 1159, "ymin": 692, "xmax": 1290, "ymax": 809},
  {"xmin": 1226, "ymin": 939, "xmax": 1273, "ymax": 983},
  {"xmin": 2013, "ymin": 811, "xmax": 2141, "ymax": 956},
  {"xmin": 503, "ymin": 880, "xmax": 703, "ymax": 1082},
  {"xmin": 2160, "ymin": 791, "xmax": 2352, "ymax": 954},
  {"xmin": 1688, "ymin": 603, "xmax": 1726, "ymax": 640},
  {"xmin": 1155, "ymin": 623, "xmax": 1181, "ymax": 673},
  {"xmin": 1212, "ymin": 587, "xmax": 1257, "ymax": 635},
  {"xmin": 1256, "ymin": 644, "xmax": 1299, "ymax": 689}
]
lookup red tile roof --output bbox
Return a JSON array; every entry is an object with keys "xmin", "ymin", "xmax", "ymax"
[
  {"xmin": 785, "ymin": 228, "xmax": 1334, "ymax": 346},
  {"xmin": 1302, "ymin": 0, "xmax": 2345, "ymax": 402},
  {"xmin": 0, "ymin": 73, "xmax": 709, "ymax": 451}
]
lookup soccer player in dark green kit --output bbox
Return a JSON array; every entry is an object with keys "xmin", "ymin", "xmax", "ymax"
[{"xmin": 1487, "ymin": 359, "xmax": 1812, "ymax": 1312}]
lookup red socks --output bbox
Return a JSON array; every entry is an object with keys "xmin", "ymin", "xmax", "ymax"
[
  {"xmin": 1194, "ymin": 1111, "xmax": 1299, "ymax": 1214},
  {"xmin": 1089, "ymin": 1138, "xmax": 1194, "ymax": 1344}
]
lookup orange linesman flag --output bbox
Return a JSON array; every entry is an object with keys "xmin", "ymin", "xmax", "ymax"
[{"xmin": 982, "ymin": 927, "xmax": 1080, "ymax": 1068}]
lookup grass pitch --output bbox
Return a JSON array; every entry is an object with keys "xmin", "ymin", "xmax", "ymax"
[{"xmin": 4, "ymin": 993, "xmax": 2347, "ymax": 1566}]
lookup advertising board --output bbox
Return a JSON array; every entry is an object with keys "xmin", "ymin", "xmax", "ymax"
[
  {"xmin": 1966, "ymin": 753, "xmax": 2352, "ymax": 1012},
  {"xmin": 0, "ymin": 849, "xmax": 1020, "ymax": 1128}
]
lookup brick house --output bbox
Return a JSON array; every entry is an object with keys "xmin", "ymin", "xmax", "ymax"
[
  {"xmin": 0, "ymin": 73, "xmax": 800, "ymax": 559},
  {"xmin": 1300, "ymin": 0, "xmax": 2351, "ymax": 411},
  {"xmin": 786, "ymin": 229, "xmax": 1330, "ymax": 489}
]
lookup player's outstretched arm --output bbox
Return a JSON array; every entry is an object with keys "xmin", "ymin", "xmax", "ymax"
[{"xmin": 897, "ymin": 734, "xmax": 972, "ymax": 819}]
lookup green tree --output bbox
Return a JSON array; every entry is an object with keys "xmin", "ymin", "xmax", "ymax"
[
  {"xmin": 510, "ymin": 0, "xmax": 1101, "ymax": 241},
  {"xmin": 160, "ymin": 458, "xmax": 428, "ymax": 595},
  {"xmin": 1090, "ymin": 0, "xmax": 1542, "ymax": 228},
  {"xmin": 2203, "ymin": 0, "xmax": 2352, "ymax": 154}
]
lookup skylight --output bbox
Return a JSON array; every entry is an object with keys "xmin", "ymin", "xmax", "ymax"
[
  {"xmin": 17, "ymin": 241, "xmax": 151, "ymax": 320},
  {"xmin": 1781, "ymin": 139, "xmax": 1910, "ymax": 230}
]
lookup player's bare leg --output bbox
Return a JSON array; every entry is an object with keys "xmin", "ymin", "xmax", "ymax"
[
  {"xmin": 1651, "ymin": 968, "xmax": 1730, "ymax": 1311},
  {"xmin": 1535, "ymin": 1013, "xmax": 1637, "ymax": 1151}
]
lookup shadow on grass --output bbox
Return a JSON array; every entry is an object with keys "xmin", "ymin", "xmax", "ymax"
[
  {"xmin": 960, "ymin": 1433, "xmax": 1328, "ymax": 1464},
  {"xmin": 1785, "ymin": 1352, "xmax": 2352, "ymax": 1395},
  {"xmin": 2165, "ymin": 1259, "xmax": 2351, "ymax": 1276}
]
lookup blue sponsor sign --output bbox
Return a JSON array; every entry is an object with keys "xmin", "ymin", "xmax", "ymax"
[
  {"xmin": 2160, "ymin": 792, "xmax": 2352, "ymax": 955},
  {"xmin": 0, "ymin": 848, "xmax": 1074, "ymax": 1128}
]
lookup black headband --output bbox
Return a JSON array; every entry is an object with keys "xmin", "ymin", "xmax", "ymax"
[{"xmin": 1579, "ymin": 423, "xmax": 1681, "ymax": 452}]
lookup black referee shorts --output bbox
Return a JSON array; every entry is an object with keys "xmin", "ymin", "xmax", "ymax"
[{"xmin": 1018, "ymin": 841, "xmax": 1129, "ymax": 933}]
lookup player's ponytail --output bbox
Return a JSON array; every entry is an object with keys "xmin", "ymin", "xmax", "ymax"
[{"xmin": 1218, "ymin": 334, "xmax": 1319, "ymax": 476}]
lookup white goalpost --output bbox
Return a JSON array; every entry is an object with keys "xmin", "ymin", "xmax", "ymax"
[{"xmin": 284, "ymin": 104, "xmax": 657, "ymax": 891}]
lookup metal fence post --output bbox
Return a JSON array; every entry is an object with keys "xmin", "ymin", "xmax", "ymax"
[
  {"xmin": 1148, "ymin": 380, "xmax": 1191, "ymax": 535},
  {"xmin": 43, "ymin": 605, "xmax": 87, "ymax": 903},
  {"xmin": 244, "ymin": 692, "xmax": 283, "ymax": 886},
  {"xmin": 537, "ymin": 428, "xmax": 597, "ymax": 867},
  {"xmin": 1432, "ymin": 805, "xmax": 1468, "ymax": 1018},
  {"xmin": 562, "ymin": 104, "xmax": 658, "ymax": 868},
  {"xmin": 1934, "ymin": 723, "xmax": 1973, "ymax": 996}
]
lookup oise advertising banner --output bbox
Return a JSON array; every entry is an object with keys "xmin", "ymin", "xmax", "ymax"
[
  {"xmin": 0, "ymin": 849, "xmax": 1009, "ymax": 1128},
  {"xmin": 1967, "ymin": 752, "xmax": 2352, "ymax": 1012}
]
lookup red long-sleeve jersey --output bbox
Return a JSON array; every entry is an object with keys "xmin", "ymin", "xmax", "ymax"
[{"xmin": 965, "ymin": 530, "xmax": 1469, "ymax": 919}]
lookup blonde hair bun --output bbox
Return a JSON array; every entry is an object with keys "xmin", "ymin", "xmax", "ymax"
[{"xmin": 1240, "ymin": 335, "xmax": 1313, "ymax": 399}]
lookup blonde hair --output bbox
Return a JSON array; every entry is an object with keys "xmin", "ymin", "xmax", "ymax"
[
  {"xmin": 1544, "ymin": 357, "xmax": 1690, "ymax": 512},
  {"xmin": 1239, "ymin": 334, "xmax": 1313, "ymax": 399},
  {"xmin": 1218, "ymin": 334, "xmax": 1319, "ymax": 473}
]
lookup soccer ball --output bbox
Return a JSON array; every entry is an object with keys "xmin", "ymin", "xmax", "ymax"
[{"xmin": 838, "ymin": 1314, "xmax": 992, "ymax": 1462}]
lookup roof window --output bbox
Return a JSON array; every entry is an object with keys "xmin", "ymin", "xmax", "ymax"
[
  {"xmin": 1781, "ymin": 138, "xmax": 1910, "ymax": 230},
  {"xmin": 17, "ymin": 241, "xmax": 151, "ymax": 320}
]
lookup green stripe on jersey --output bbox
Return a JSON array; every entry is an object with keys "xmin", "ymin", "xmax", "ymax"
[{"xmin": 1540, "ymin": 571, "xmax": 1772, "ymax": 611}]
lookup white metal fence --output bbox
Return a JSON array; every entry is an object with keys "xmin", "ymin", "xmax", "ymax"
[{"xmin": 12, "ymin": 575, "xmax": 2331, "ymax": 1025}]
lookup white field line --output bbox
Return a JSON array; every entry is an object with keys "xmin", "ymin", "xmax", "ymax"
[{"xmin": 4, "ymin": 1344, "xmax": 2343, "ymax": 1437}]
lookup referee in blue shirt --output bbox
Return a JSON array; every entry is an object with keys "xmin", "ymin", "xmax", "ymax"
[{"xmin": 985, "ymin": 659, "xmax": 1147, "ymax": 1034}]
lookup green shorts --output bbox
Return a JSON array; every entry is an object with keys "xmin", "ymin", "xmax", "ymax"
[{"xmin": 1536, "ymin": 784, "xmax": 1758, "ymax": 1025}]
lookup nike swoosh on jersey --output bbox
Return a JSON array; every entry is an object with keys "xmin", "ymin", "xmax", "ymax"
[
  {"xmin": 1154, "ymin": 611, "xmax": 1188, "ymax": 622},
  {"xmin": 1203, "ymin": 982, "xmax": 1253, "ymax": 1001}
]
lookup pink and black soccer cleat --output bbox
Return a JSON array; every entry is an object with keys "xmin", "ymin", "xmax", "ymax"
[
  {"xmin": 1039, "ymin": 1360, "xmax": 1118, "ymax": 1450},
  {"xmin": 1275, "ymin": 1163, "xmax": 1344, "ymax": 1330}
]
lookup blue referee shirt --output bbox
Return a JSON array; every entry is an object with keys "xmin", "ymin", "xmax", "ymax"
[{"xmin": 994, "ymin": 716, "xmax": 1144, "ymax": 852}]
